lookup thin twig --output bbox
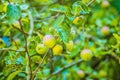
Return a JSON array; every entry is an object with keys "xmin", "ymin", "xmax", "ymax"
[
  {"xmin": 0, "ymin": 48, "xmax": 25, "ymax": 52},
  {"xmin": 27, "ymin": 11, "xmax": 34, "ymax": 46},
  {"xmin": 31, "ymin": 49, "xmax": 50, "ymax": 80},
  {"xmin": 34, "ymin": 14, "xmax": 59, "ymax": 22},
  {"xmin": 46, "ymin": 59, "xmax": 83, "ymax": 80},
  {"xmin": 12, "ymin": 25, "xmax": 28, "ymax": 36},
  {"xmin": 87, "ymin": 0, "xmax": 96, "ymax": 6},
  {"xmin": 18, "ymin": 19, "xmax": 32, "ymax": 80}
]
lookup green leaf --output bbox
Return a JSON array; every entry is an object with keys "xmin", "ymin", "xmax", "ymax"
[
  {"xmin": 54, "ymin": 15, "xmax": 65, "ymax": 26},
  {"xmin": 72, "ymin": 1, "xmax": 89, "ymax": 16},
  {"xmin": 53, "ymin": 15, "xmax": 69, "ymax": 42},
  {"xmin": 113, "ymin": 33, "xmax": 120, "ymax": 40},
  {"xmin": 50, "ymin": 5, "xmax": 69, "ymax": 14},
  {"xmin": 7, "ymin": 4, "xmax": 21, "ymax": 24},
  {"xmin": 7, "ymin": 71, "xmax": 21, "ymax": 80}
]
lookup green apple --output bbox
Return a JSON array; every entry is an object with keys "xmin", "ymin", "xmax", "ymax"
[
  {"xmin": 53, "ymin": 44, "xmax": 63, "ymax": 55},
  {"xmin": 77, "ymin": 70, "xmax": 85, "ymax": 78},
  {"xmin": 101, "ymin": 26, "xmax": 110, "ymax": 36},
  {"xmin": 101, "ymin": 0, "xmax": 110, "ymax": 8},
  {"xmin": 80, "ymin": 49, "xmax": 93, "ymax": 61},
  {"xmin": 43, "ymin": 35, "xmax": 56, "ymax": 48},
  {"xmin": 36, "ymin": 44, "xmax": 47, "ymax": 54}
]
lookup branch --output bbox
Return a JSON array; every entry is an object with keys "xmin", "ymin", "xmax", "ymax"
[
  {"xmin": 27, "ymin": 11, "xmax": 34, "ymax": 46},
  {"xmin": 34, "ymin": 14, "xmax": 59, "ymax": 22},
  {"xmin": 12, "ymin": 25, "xmax": 28, "ymax": 36},
  {"xmin": 31, "ymin": 49, "xmax": 50, "ymax": 80},
  {"xmin": 46, "ymin": 59, "xmax": 83, "ymax": 80},
  {"xmin": 0, "ymin": 48, "xmax": 25, "ymax": 52},
  {"xmin": 87, "ymin": 0, "xmax": 96, "ymax": 6},
  {"xmin": 18, "ymin": 19, "xmax": 32, "ymax": 80}
]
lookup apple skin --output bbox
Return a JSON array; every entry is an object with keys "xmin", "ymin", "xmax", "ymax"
[
  {"xmin": 101, "ymin": 26, "xmax": 110, "ymax": 36},
  {"xmin": 101, "ymin": 0, "xmax": 110, "ymax": 8},
  {"xmin": 43, "ymin": 35, "xmax": 56, "ymax": 48},
  {"xmin": 53, "ymin": 44, "xmax": 63, "ymax": 55},
  {"xmin": 36, "ymin": 44, "xmax": 47, "ymax": 54},
  {"xmin": 80, "ymin": 49, "xmax": 93, "ymax": 61},
  {"xmin": 77, "ymin": 70, "xmax": 85, "ymax": 78}
]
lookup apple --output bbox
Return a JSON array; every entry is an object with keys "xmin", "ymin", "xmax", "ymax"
[
  {"xmin": 43, "ymin": 35, "xmax": 56, "ymax": 48},
  {"xmin": 101, "ymin": 0, "xmax": 110, "ymax": 8},
  {"xmin": 101, "ymin": 26, "xmax": 110, "ymax": 36},
  {"xmin": 80, "ymin": 49, "xmax": 93, "ymax": 61},
  {"xmin": 36, "ymin": 44, "xmax": 47, "ymax": 54},
  {"xmin": 77, "ymin": 70, "xmax": 85, "ymax": 78},
  {"xmin": 53, "ymin": 44, "xmax": 63, "ymax": 55}
]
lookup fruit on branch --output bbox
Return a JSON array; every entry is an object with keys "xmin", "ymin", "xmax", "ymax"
[
  {"xmin": 101, "ymin": 0, "xmax": 110, "ymax": 8},
  {"xmin": 80, "ymin": 49, "xmax": 93, "ymax": 61},
  {"xmin": 101, "ymin": 26, "xmax": 110, "ymax": 36},
  {"xmin": 36, "ymin": 44, "xmax": 47, "ymax": 54},
  {"xmin": 43, "ymin": 35, "xmax": 56, "ymax": 48},
  {"xmin": 65, "ymin": 40, "xmax": 73, "ymax": 52},
  {"xmin": 77, "ymin": 70, "xmax": 85, "ymax": 78},
  {"xmin": 53, "ymin": 44, "xmax": 63, "ymax": 55}
]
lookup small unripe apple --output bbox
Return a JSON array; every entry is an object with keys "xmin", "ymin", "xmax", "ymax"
[
  {"xmin": 36, "ymin": 44, "xmax": 47, "ymax": 54},
  {"xmin": 77, "ymin": 70, "xmax": 85, "ymax": 78},
  {"xmin": 53, "ymin": 44, "xmax": 63, "ymax": 55},
  {"xmin": 65, "ymin": 40, "xmax": 73, "ymax": 52},
  {"xmin": 101, "ymin": 26, "xmax": 110, "ymax": 36},
  {"xmin": 43, "ymin": 35, "xmax": 56, "ymax": 48},
  {"xmin": 101, "ymin": 0, "xmax": 110, "ymax": 8},
  {"xmin": 80, "ymin": 49, "xmax": 93, "ymax": 61}
]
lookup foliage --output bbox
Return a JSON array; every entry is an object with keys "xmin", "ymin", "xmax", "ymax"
[{"xmin": 0, "ymin": 0, "xmax": 120, "ymax": 80}]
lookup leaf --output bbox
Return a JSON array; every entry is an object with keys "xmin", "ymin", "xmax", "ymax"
[
  {"xmin": 50, "ymin": 5, "xmax": 69, "ymax": 14},
  {"xmin": 69, "ymin": 41, "xmax": 83, "ymax": 58},
  {"xmin": 112, "ymin": 33, "xmax": 120, "ymax": 48},
  {"xmin": 53, "ymin": 15, "xmax": 69, "ymax": 42},
  {"xmin": 54, "ymin": 15, "xmax": 65, "ymax": 26},
  {"xmin": 71, "ymin": 1, "xmax": 89, "ymax": 16},
  {"xmin": 7, "ymin": 4, "xmax": 21, "ymax": 24},
  {"xmin": 7, "ymin": 71, "xmax": 21, "ymax": 80},
  {"xmin": 113, "ymin": 33, "xmax": 120, "ymax": 40}
]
